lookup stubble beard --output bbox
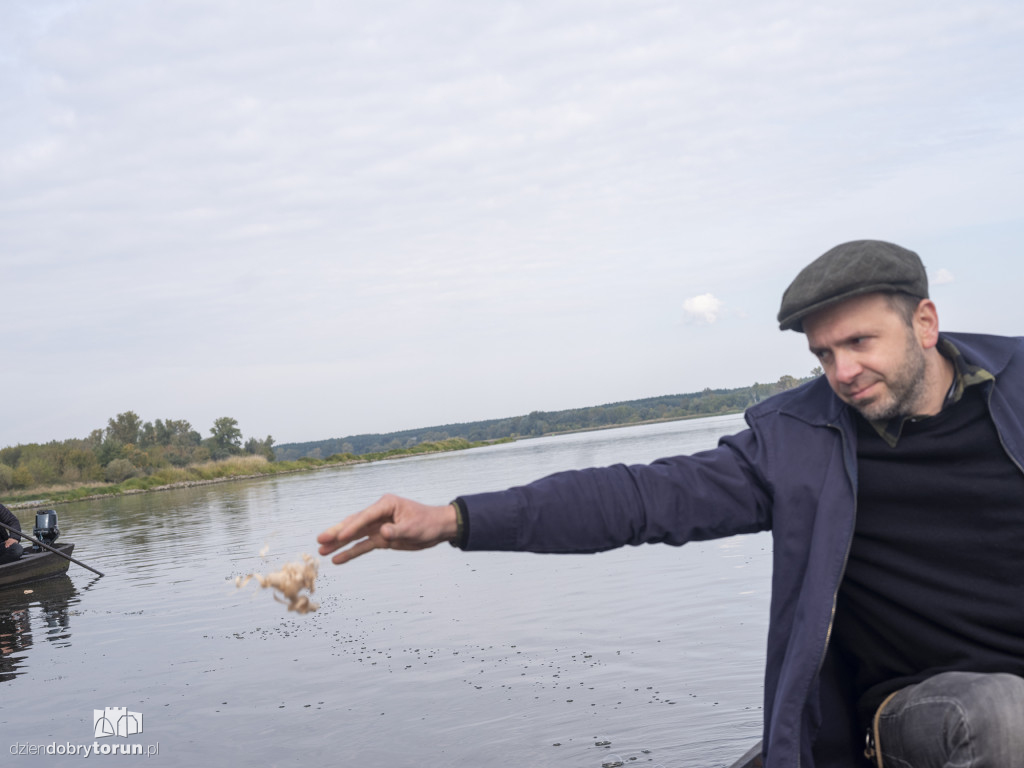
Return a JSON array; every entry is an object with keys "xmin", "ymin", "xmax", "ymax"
[{"xmin": 850, "ymin": 333, "xmax": 929, "ymax": 422}]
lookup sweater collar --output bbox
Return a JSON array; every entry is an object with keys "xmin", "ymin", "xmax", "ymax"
[{"xmin": 864, "ymin": 336, "xmax": 994, "ymax": 447}]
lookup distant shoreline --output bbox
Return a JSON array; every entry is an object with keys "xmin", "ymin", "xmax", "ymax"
[
  {"xmin": 270, "ymin": 377, "xmax": 807, "ymax": 461},
  {"xmin": 6, "ymin": 464, "xmax": 320, "ymax": 510},
  {"xmin": 4, "ymin": 411, "xmax": 749, "ymax": 512},
  {"xmin": 3, "ymin": 437, "xmax": 503, "ymax": 511},
  {"xmin": 530, "ymin": 410, "xmax": 745, "ymax": 439}
]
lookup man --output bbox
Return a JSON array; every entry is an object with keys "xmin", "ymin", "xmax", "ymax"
[
  {"xmin": 0, "ymin": 503, "xmax": 25, "ymax": 564},
  {"xmin": 318, "ymin": 240, "xmax": 1024, "ymax": 768}
]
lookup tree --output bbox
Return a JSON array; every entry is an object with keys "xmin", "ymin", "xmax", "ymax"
[
  {"xmin": 86, "ymin": 429, "xmax": 104, "ymax": 450},
  {"xmin": 165, "ymin": 419, "xmax": 201, "ymax": 446},
  {"xmin": 106, "ymin": 411, "xmax": 143, "ymax": 446},
  {"xmin": 777, "ymin": 375, "xmax": 799, "ymax": 391},
  {"xmin": 209, "ymin": 417, "xmax": 243, "ymax": 459},
  {"xmin": 244, "ymin": 435, "xmax": 276, "ymax": 460},
  {"xmin": 0, "ymin": 463, "xmax": 14, "ymax": 491},
  {"xmin": 139, "ymin": 421, "xmax": 158, "ymax": 448},
  {"xmin": 96, "ymin": 437, "xmax": 125, "ymax": 467}
]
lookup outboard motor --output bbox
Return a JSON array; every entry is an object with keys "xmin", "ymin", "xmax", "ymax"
[{"xmin": 32, "ymin": 509, "xmax": 60, "ymax": 552}]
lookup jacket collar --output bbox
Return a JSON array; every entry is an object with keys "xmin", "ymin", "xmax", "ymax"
[
  {"xmin": 752, "ymin": 374, "xmax": 846, "ymax": 427},
  {"xmin": 941, "ymin": 331, "xmax": 1019, "ymax": 378}
]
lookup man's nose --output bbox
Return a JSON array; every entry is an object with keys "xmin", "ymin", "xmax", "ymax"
[{"xmin": 832, "ymin": 351, "xmax": 862, "ymax": 384}]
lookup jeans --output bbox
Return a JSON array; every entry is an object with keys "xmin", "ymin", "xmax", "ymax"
[
  {"xmin": 876, "ymin": 671, "xmax": 1024, "ymax": 768},
  {"xmin": 0, "ymin": 542, "xmax": 23, "ymax": 564}
]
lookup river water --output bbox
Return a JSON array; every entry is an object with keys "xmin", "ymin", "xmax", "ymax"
[{"xmin": 0, "ymin": 414, "xmax": 772, "ymax": 767}]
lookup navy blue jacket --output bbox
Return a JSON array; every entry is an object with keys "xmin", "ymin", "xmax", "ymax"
[
  {"xmin": 0, "ymin": 503, "xmax": 22, "ymax": 540},
  {"xmin": 461, "ymin": 332, "xmax": 1024, "ymax": 768}
]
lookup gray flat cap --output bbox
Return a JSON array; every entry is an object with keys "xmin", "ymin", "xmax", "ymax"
[{"xmin": 777, "ymin": 240, "xmax": 928, "ymax": 332}]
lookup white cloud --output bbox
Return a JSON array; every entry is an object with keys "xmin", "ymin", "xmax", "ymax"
[
  {"xmin": 932, "ymin": 268, "xmax": 955, "ymax": 285},
  {"xmin": 683, "ymin": 293, "xmax": 723, "ymax": 324}
]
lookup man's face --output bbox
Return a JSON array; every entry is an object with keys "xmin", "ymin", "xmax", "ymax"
[{"xmin": 803, "ymin": 293, "xmax": 928, "ymax": 421}]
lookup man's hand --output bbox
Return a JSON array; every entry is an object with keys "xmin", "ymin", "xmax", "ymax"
[
  {"xmin": 317, "ymin": 494, "xmax": 458, "ymax": 565},
  {"xmin": 3, "ymin": 538, "xmax": 16, "ymax": 549}
]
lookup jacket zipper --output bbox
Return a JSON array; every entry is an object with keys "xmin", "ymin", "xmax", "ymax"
[{"xmin": 796, "ymin": 421, "xmax": 857, "ymax": 768}]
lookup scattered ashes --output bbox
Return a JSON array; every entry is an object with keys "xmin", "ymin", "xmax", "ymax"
[{"xmin": 236, "ymin": 554, "xmax": 320, "ymax": 614}]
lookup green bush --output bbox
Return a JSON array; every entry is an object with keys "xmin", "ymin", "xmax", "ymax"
[
  {"xmin": 0, "ymin": 463, "xmax": 13, "ymax": 491},
  {"xmin": 104, "ymin": 458, "xmax": 139, "ymax": 483},
  {"xmin": 11, "ymin": 466, "xmax": 33, "ymax": 489},
  {"xmin": 0, "ymin": 446, "xmax": 22, "ymax": 467}
]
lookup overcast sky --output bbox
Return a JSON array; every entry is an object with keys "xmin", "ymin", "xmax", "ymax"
[{"xmin": 2, "ymin": 0, "xmax": 1023, "ymax": 449}]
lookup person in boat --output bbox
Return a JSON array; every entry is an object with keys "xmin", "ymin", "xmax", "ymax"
[
  {"xmin": 317, "ymin": 240, "xmax": 1024, "ymax": 768},
  {"xmin": 0, "ymin": 503, "xmax": 25, "ymax": 565}
]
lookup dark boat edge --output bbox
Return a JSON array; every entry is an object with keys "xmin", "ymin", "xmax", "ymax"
[
  {"xmin": 728, "ymin": 740, "xmax": 763, "ymax": 768},
  {"xmin": 0, "ymin": 542, "xmax": 76, "ymax": 588}
]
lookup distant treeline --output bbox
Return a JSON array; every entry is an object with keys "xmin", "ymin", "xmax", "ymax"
[
  {"xmin": 1, "ymin": 372, "xmax": 817, "ymax": 494},
  {"xmin": 274, "ymin": 373, "xmax": 815, "ymax": 461},
  {"xmin": 0, "ymin": 411, "xmax": 274, "ymax": 492}
]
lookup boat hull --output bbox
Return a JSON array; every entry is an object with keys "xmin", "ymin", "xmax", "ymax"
[
  {"xmin": 729, "ymin": 741, "xmax": 763, "ymax": 768},
  {"xmin": 0, "ymin": 543, "xmax": 75, "ymax": 588}
]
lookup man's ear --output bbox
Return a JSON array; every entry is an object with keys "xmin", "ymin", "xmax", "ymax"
[{"xmin": 914, "ymin": 299, "xmax": 941, "ymax": 349}]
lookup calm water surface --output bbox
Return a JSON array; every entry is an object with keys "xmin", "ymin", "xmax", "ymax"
[{"xmin": 0, "ymin": 415, "xmax": 772, "ymax": 767}]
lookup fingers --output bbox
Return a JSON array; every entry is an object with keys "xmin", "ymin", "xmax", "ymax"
[
  {"xmin": 316, "ymin": 495, "xmax": 398, "ymax": 556},
  {"xmin": 317, "ymin": 495, "xmax": 458, "ymax": 565},
  {"xmin": 328, "ymin": 534, "xmax": 385, "ymax": 565}
]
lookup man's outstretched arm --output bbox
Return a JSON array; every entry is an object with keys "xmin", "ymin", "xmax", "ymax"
[{"xmin": 317, "ymin": 494, "xmax": 459, "ymax": 565}]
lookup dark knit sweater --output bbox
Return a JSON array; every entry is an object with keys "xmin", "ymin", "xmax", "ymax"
[{"xmin": 834, "ymin": 384, "xmax": 1024, "ymax": 727}]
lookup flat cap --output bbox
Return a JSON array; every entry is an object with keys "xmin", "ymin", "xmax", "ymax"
[{"xmin": 777, "ymin": 240, "xmax": 928, "ymax": 332}]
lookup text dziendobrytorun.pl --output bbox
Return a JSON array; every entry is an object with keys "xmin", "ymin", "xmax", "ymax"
[{"xmin": 10, "ymin": 742, "xmax": 159, "ymax": 757}]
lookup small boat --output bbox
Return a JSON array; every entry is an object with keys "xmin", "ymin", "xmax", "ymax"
[
  {"xmin": 729, "ymin": 741, "xmax": 763, "ymax": 768},
  {"xmin": 0, "ymin": 542, "xmax": 76, "ymax": 588}
]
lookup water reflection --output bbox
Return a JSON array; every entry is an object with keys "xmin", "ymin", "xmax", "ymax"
[{"xmin": 0, "ymin": 575, "xmax": 78, "ymax": 682}]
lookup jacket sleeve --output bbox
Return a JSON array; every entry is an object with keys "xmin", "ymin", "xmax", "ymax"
[
  {"xmin": 0, "ymin": 504, "xmax": 22, "ymax": 540},
  {"xmin": 460, "ymin": 427, "xmax": 773, "ymax": 553}
]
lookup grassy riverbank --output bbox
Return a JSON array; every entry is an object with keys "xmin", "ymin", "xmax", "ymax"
[{"xmin": 3, "ymin": 437, "xmax": 507, "ymax": 510}]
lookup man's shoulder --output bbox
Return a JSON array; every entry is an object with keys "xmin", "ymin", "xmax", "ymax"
[
  {"xmin": 0, "ymin": 503, "xmax": 18, "ymax": 527},
  {"xmin": 745, "ymin": 375, "xmax": 842, "ymax": 427},
  {"xmin": 944, "ymin": 331, "xmax": 1024, "ymax": 376}
]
